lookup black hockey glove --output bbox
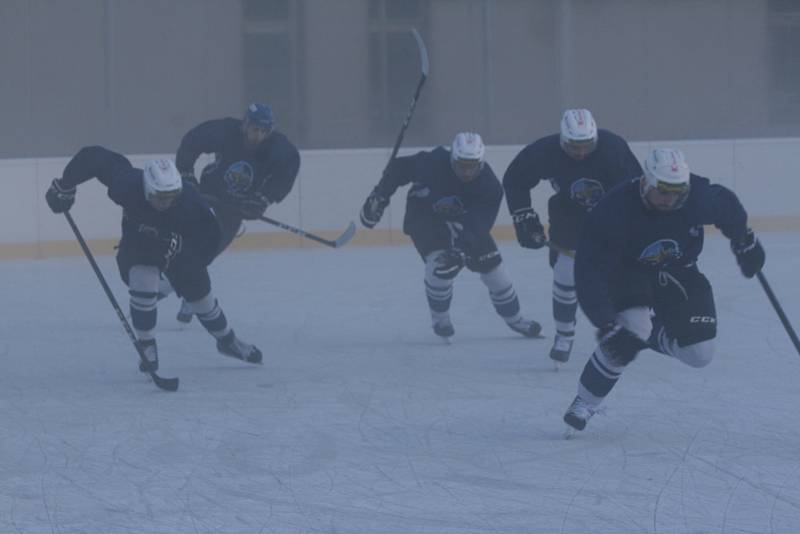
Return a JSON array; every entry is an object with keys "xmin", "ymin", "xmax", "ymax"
[
  {"xmin": 433, "ymin": 248, "xmax": 466, "ymax": 280},
  {"xmin": 731, "ymin": 228, "xmax": 765, "ymax": 278},
  {"xmin": 239, "ymin": 192, "xmax": 271, "ymax": 220},
  {"xmin": 432, "ymin": 196, "xmax": 466, "ymax": 218},
  {"xmin": 511, "ymin": 208, "xmax": 546, "ymax": 249},
  {"xmin": 45, "ymin": 178, "xmax": 76, "ymax": 213},
  {"xmin": 360, "ymin": 188, "xmax": 389, "ymax": 228},
  {"xmin": 596, "ymin": 322, "xmax": 648, "ymax": 366},
  {"xmin": 180, "ymin": 171, "xmax": 199, "ymax": 187}
]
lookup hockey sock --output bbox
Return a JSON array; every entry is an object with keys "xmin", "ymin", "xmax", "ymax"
[
  {"xmin": 578, "ymin": 344, "xmax": 625, "ymax": 400},
  {"xmin": 552, "ymin": 253, "xmax": 577, "ymax": 341},
  {"xmin": 187, "ymin": 292, "xmax": 230, "ymax": 339},
  {"xmin": 479, "ymin": 265, "xmax": 521, "ymax": 320},
  {"xmin": 128, "ymin": 265, "xmax": 160, "ymax": 340},
  {"xmin": 425, "ymin": 251, "xmax": 454, "ymax": 313}
]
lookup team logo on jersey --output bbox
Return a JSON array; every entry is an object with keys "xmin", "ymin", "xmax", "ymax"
[
  {"xmin": 224, "ymin": 161, "xmax": 255, "ymax": 194},
  {"xmin": 638, "ymin": 239, "xmax": 683, "ymax": 267},
  {"xmin": 569, "ymin": 178, "xmax": 605, "ymax": 208}
]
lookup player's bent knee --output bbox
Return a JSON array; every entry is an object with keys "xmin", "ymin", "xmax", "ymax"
[{"xmin": 674, "ymin": 339, "xmax": 715, "ymax": 368}]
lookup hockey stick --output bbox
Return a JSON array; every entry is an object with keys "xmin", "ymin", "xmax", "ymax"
[
  {"xmin": 63, "ymin": 212, "xmax": 179, "ymax": 391},
  {"xmin": 756, "ymin": 271, "xmax": 800, "ymax": 356},
  {"xmin": 383, "ymin": 28, "xmax": 429, "ymax": 168},
  {"xmin": 257, "ymin": 215, "xmax": 355, "ymax": 249}
]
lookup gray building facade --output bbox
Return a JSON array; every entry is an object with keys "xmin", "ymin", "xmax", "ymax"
[{"xmin": 1, "ymin": 0, "xmax": 798, "ymax": 158}]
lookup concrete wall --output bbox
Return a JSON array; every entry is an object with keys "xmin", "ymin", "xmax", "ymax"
[
  {"xmin": 3, "ymin": 138, "xmax": 798, "ymax": 260},
  {"xmin": 2, "ymin": 1, "xmax": 798, "ymax": 158}
]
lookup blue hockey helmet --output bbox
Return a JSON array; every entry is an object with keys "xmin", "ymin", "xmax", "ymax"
[{"xmin": 244, "ymin": 103, "xmax": 274, "ymax": 130}]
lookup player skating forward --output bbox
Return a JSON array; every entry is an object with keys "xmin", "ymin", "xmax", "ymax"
[
  {"xmin": 172, "ymin": 102, "xmax": 300, "ymax": 322},
  {"xmin": 360, "ymin": 132, "xmax": 542, "ymax": 340},
  {"xmin": 563, "ymin": 148, "xmax": 765, "ymax": 434},
  {"xmin": 503, "ymin": 109, "xmax": 642, "ymax": 363},
  {"xmin": 45, "ymin": 147, "xmax": 263, "ymax": 372}
]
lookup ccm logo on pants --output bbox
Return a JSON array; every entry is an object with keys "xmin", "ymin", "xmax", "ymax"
[{"xmin": 689, "ymin": 316, "xmax": 716, "ymax": 324}]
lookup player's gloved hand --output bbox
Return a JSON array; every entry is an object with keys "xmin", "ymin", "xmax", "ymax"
[
  {"xmin": 360, "ymin": 187, "xmax": 389, "ymax": 228},
  {"xmin": 432, "ymin": 196, "xmax": 466, "ymax": 218},
  {"xmin": 433, "ymin": 248, "xmax": 466, "ymax": 280},
  {"xmin": 731, "ymin": 228, "xmax": 765, "ymax": 278},
  {"xmin": 160, "ymin": 232, "xmax": 183, "ymax": 271},
  {"xmin": 180, "ymin": 171, "xmax": 199, "ymax": 187},
  {"xmin": 239, "ymin": 192, "xmax": 271, "ymax": 220},
  {"xmin": 45, "ymin": 178, "xmax": 76, "ymax": 213},
  {"xmin": 511, "ymin": 208, "xmax": 546, "ymax": 249},
  {"xmin": 595, "ymin": 321, "xmax": 648, "ymax": 364}
]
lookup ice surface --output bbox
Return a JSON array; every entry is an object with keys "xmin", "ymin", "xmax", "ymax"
[{"xmin": 1, "ymin": 232, "xmax": 798, "ymax": 533}]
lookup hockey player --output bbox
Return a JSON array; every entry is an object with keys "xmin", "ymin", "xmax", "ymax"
[
  {"xmin": 45, "ymin": 146, "xmax": 263, "ymax": 373},
  {"xmin": 563, "ymin": 148, "xmax": 765, "ymax": 433},
  {"xmin": 173, "ymin": 102, "xmax": 301, "ymax": 322},
  {"xmin": 503, "ymin": 109, "xmax": 642, "ymax": 364},
  {"xmin": 360, "ymin": 132, "xmax": 542, "ymax": 339}
]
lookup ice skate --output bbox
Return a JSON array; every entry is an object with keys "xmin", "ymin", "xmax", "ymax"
[
  {"xmin": 506, "ymin": 316, "xmax": 543, "ymax": 338},
  {"xmin": 431, "ymin": 312, "xmax": 454, "ymax": 342},
  {"xmin": 217, "ymin": 330, "xmax": 262, "ymax": 364},
  {"xmin": 549, "ymin": 334, "xmax": 574, "ymax": 367},
  {"xmin": 563, "ymin": 395, "xmax": 596, "ymax": 437},
  {"xmin": 176, "ymin": 299, "xmax": 193, "ymax": 325},
  {"xmin": 137, "ymin": 339, "xmax": 159, "ymax": 373}
]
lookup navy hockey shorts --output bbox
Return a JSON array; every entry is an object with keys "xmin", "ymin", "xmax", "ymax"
[
  {"xmin": 117, "ymin": 242, "xmax": 211, "ymax": 302},
  {"xmin": 408, "ymin": 223, "xmax": 502, "ymax": 274},
  {"xmin": 213, "ymin": 205, "xmax": 244, "ymax": 256},
  {"xmin": 652, "ymin": 267, "xmax": 717, "ymax": 347}
]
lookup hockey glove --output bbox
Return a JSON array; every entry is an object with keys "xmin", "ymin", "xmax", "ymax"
[
  {"xmin": 181, "ymin": 171, "xmax": 199, "ymax": 187},
  {"xmin": 432, "ymin": 196, "xmax": 466, "ymax": 218},
  {"xmin": 45, "ymin": 178, "xmax": 76, "ymax": 213},
  {"xmin": 511, "ymin": 208, "xmax": 546, "ymax": 249},
  {"xmin": 360, "ymin": 188, "xmax": 389, "ymax": 228},
  {"xmin": 239, "ymin": 192, "xmax": 271, "ymax": 220},
  {"xmin": 731, "ymin": 228, "xmax": 765, "ymax": 278},
  {"xmin": 433, "ymin": 248, "xmax": 466, "ymax": 280},
  {"xmin": 596, "ymin": 322, "xmax": 648, "ymax": 366}
]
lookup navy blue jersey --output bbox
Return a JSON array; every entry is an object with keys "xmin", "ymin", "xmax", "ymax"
[
  {"xmin": 575, "ymin": 175, "xmax": 749, "ymax": 326},
  {"xmin": 375, "ymin": 147, "xmax": 503, "ymax": 239},
  {"xmin": 61, "ymin": 146, "xmax": 221, "ymax": 267},
  {"xmin": 175, "ymin": 118, "xmax": 300, "ymax": 204},
  {"xmin": 503, "ymin": 129, "xmax": 642, "ymax": 249}
]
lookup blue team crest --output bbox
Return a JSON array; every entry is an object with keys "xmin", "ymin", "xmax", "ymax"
[
  {"xmin": 570, "ymin": 178, "xmax": 605, "ymax": 208},
  {"xmin": 224, "ymin": 161, "xmax": 255, "ymax": 194},
  {"xmin": 638, "ymin": 239, "xmax": 683, "ymax": 267}
]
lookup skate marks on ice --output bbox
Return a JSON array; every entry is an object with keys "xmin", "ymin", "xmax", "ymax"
[{"xmin": 0, "ymin": 235, "xmax": 799, "ymax": 532}]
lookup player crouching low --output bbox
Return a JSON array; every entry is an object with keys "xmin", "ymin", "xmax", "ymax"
[
  {"xmin": 563, "ymin": 148, "xmax": 765, "ymax": 435},
  {"xmin": 360, "ymin": 132, "xmax": 542, "ymax": 340},
  {"xmin": 45, "ymin": 146, "xmax": 262, "ymax": 372}
]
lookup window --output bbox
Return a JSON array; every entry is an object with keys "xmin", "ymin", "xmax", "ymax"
[
  {"xmin": 767, "ymin": 0, "xmax": 800, "ymax": 130},
  {"xmin": 368, "ymin": 0, "xmax": 429, "ymax": 145},
  {"xmin": 243, "ymin": 0, "xmax": 305, "ymax": 143}
]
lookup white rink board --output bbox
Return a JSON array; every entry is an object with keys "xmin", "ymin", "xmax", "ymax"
[{"xmin": 2, "ymin": 137, "xmax": 799, "ymax": 251}]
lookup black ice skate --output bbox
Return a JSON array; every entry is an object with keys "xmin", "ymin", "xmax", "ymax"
[
  {"xmin": 217, "ymin": 330, "xmax": 262, "ymax": 364},
  {"xmin": 137, "ymin": 339, "xmax": 159, "ymax": 373},
  {"xmin": 506, "ymin": 316, "xmax": 543, "ymax": 338},
  {"xmin": 176, "ymin": 299, "xmax": 193, "ymax": 324},
  {"xmin": 563, "ymin": 395, "xmax": 596, "ymax": 435},
  {"xmin": 549, "ymin": 334, "xmax": 574, "ymax": 363}
]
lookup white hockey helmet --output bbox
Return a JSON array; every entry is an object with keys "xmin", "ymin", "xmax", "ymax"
[
  {"xmin": 143, "ymin": 159, "xmax": 182, "ymax": 211},
  {"xmin": 450, "ymin": 132, "xmax": 485, "ymax": 182},
  {"xmin": 640, "ymin": 148, "xmax": 691, "ymax": 211},
  {"xmin": 560, "ymin": 109, "xmax": 598, "ymax": 160}
]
